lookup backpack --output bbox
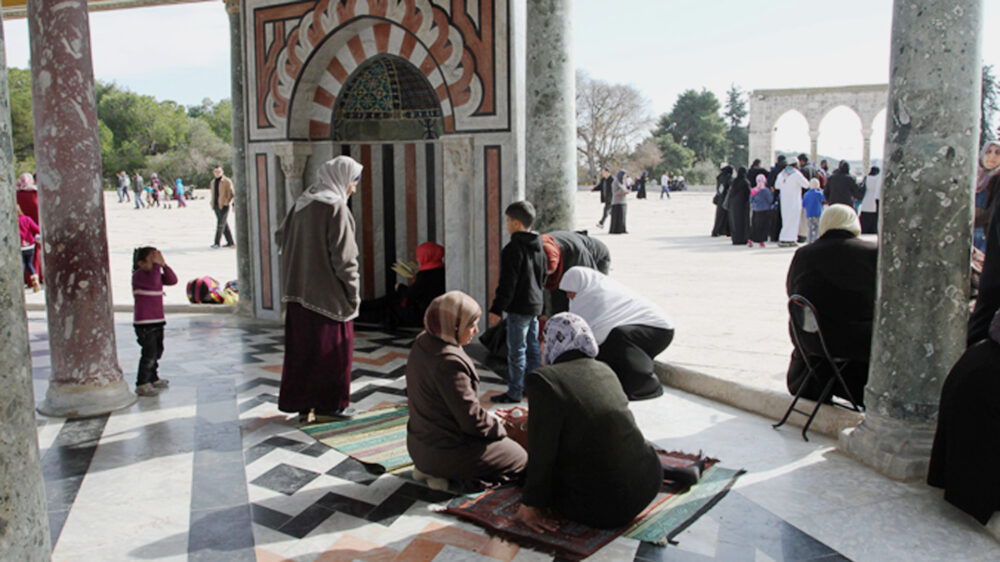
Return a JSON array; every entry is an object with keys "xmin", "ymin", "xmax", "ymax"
[{"xmin": 186, "ymin": 276, "xmax": 225, "ymax": 304}]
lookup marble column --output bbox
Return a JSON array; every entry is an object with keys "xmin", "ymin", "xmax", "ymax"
[
  {"xmin": 227, "ymin": 0, "xmax": 254, "ymax": 317},
  {"xmin": 275, "ymin": 142, "xmax": 312, "ymax": 219},
  {"xmin": 861, "ymin": 128, "xmax": 873, "ymax": 175},
  {"xmin": 29, "ymin": 0, "xmax": 135, "ymax": 417},
  {"xmin": 525, "ymin": 0, "xmax": 575, "ymax": 233},
  {"xmin": 839, "ymin": 0, "xmax": 982, "ymax": 480},
  {"xmin": 809, "ymin": 130, "xmax": 819, "ymax": 164},
  {"xmin": 441, "ymin": 136, "xmax": 478, "ymax": 310},
  {"xmin": 0, "ymin": 13, "xmax": 51, "ymax": 558}
]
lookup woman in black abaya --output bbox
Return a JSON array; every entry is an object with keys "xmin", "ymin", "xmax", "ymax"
[
  {"xmin": 711, "ymin": 166, "xmax": 733, "ymax": 237},
  {"xmin": 728, "ymin": 167, "xmax": 751, "ymax": 245}
]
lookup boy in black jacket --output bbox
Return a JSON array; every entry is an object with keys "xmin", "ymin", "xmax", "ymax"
[{"xmin": 489, "ymin": 201, "xmax": 547, "ymax": 403}]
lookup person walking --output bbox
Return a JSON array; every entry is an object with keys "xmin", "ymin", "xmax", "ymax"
[
  {"xmin": 131, "ymin": 172, "xmax": 145, "ymax": 209},
  {"xmin": 859, "ymin": 166, "xmax": 883, "ymax": 234},
  {"xmin": 593, "ymin": 167, "xmax": 613, "ymax": 228},
  {"xmin": 635, "ymin": 171, "xmax": 647, "ymax": 199},
  {"xmin": 210, "ymin": 165, "xmax": 236, "ymax": 248},
  {"xmin": 276, "ymin": 156, "xmax": 364, "ymax": 421},
  {"xmin": 175, "ymin": 178, "xmax": 188, "ymax": 208},
  {"xmin": 660, "ymin": 170, "xmax": 671, "ymax": 199},
  {"xmin": 609, "ymin": 170, "xmax": 630, "ymax": 234}
]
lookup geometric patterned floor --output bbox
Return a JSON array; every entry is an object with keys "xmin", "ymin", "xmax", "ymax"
[{"xmin": 29, "ymin": 311, "xmax": 849, "ymax": 561}]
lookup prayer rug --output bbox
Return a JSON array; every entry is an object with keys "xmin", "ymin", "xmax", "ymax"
[
  {"xmin": 301, "ymin": 406, "xmax": 412, "ymax": 473},
  {"xmin": 441, "ymin": 450, "xmax": 745, "ymax": 560}
]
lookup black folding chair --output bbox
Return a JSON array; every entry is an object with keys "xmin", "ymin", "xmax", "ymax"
[{"xmin": 773, "ymin": 295, "xmax": 864, "ymax": 441}]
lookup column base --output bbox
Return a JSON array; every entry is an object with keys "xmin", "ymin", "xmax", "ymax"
[
  {"xmin": 838, "ymin": 413, "xmax": 936, "ymax": 481},
  {"xmin": 37, "ymin": 379, "xmax": 137, "ymax": 418}
]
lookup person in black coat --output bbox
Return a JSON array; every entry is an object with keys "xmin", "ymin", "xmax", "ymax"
[
  {"xmin": 785, "ymin": 205, "xmax": 877, "ymax": 405},
  {"xmin": 969, "ymin": 193, "xmax": 1000, "ymax": 344},
  {"xmin": 712, "ymin": 166, "xmax": 733, "ymax": 237},
  {"xmin": 728, "ymin": 167, "xmax": 751, "ymax": 245},
  {"xmin": 636, "ymin": 171, "xmax": 648, "ymax": 199},
  {"xmin": 767, "ymin": 155, "xmax": 788, "ymax": 241},
  {"xmin": 824, "ymin": 160, "xmax": 862, "ymax": 207},
  {"xmin": 928, "ymin": 309, "xmax": 1000, "ymax": 526},
  {"xmin": 593, "ymin": 167, "xmax": 614, "ymax": 228},
  {"xmin": 748, "ymin": 158, "xmax": 769, "ymax": 187},
  {"xmin": 540, "ymin": 230, "xmax": 611, "ymax": 316}
]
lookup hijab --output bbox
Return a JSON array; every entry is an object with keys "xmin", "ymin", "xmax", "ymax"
[
  {"xmin": 837, "ymin": 160, "xmax": 850, "ymax": 175},
  {"xmin": 558, "ymin": 267, "xmax": 673, "ymax": 344},
  {"xmin": 736, "ymin": 166, "xmax": 747, "ymax": 180},
  {"xmin": 16, "ymin": 173, "xmax": 35, "ymax": 191},
  {"xmin": 415, "ymin": 242, "xmax": 445, "ymax": 270},
  {"xmin": 423, "ymin": 290, "xmax": 481, "ymax": 346},
  {"xmin": 542, "ymin": 312, "xmax": 600, "ymax": 365},
  {"xmin": 175, "ymin": 178, "xmax": 184, "ymax": 189},
  {"xmin": 616, "ymin": 170, "xmax": 626, "ymax": 183},
  {"xmin": 753, "ymin": 173, "xmax": 768, "ymax": 192},
  {"xmin": 818, "ymin": 204, "xmax": 861, "ymax": 237},
  {"xmin": 976, "ymin": 140, "xmax": 1000, "ymax": 194},
  {"xmin": 294, "ymin": 156, "xmax": 363, "ymax": 213}
]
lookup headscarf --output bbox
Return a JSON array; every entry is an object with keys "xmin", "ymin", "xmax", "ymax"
[
  {"xmin": 542, "ymin": 312, "xmax": 599, "ymax": 365},
  {"xmin": 175, "ymin": 178, "xmax": 184, "ymax": 190},
  {"xmin": 558, "ymin": 267, "xmax": 673, "ymax": 344},
  {"xmin": 423, "ymin": 290, "xmax": 481, "ymax": 346},
  {"xmin": 295, "ymin": 156, "xmax": 364, "ymax": 212},
  {"xmin": 616, "ymin": 170, "xmax": 626, "ymax": 183},
  {"xmin": 990, "ymin": 309, "xmax": 1000, "ymax": 344},
  {"xmin": 736, "ymin": 166, "xmax": 747, "ymax": 180},
  {"xmin": 809, "ymin": 178, "xmax": 821, "ymax": 190},
  {"xmin": 16, "ymin": 173, "xmax": 35, "ymax": 191},
  {"xmin": 818, "ymin": 204, "xmax": 861, "ymax": 237},
  {"xmin": 754, "ymin": 173, "xmax": 767, "ymax": 191},
  {"xmin": 415, "ymin": 242, "xmax": 445, "ymax": 270},
  {"xmin": 540, "ymin": 234, "xmax": 561, "ymax": 275},
  {"xmin": 976, "ymin": 140, "xmax": 1000, "ymax": 194},
  {"xmin": 150, "ymin": 172, "xmax": 160, "ymax": 187}
]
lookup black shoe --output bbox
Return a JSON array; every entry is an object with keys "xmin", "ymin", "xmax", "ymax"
[{"xmin": 490, "ymin": 393, "xmax": 522, "ymax": 404}]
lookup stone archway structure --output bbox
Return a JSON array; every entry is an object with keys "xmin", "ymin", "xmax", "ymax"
[{"xmin": 749, "ymin": 84, "xmax": 888, "ymax": 171}]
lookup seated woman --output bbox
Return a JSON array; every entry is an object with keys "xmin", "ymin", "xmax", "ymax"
[
  {"xmin": 394, "ymin": 242, "xmax": 446, "ymax": 326},
  {"xmin": 928, "ymin": 310, "xmax": 1000, "ymax": 528},
  {"xmin": 558, "ymin": 267, "xmax": 674, "ymax": 400},
  {"xmin": 514, "ymin": 313, "xmax": 662, "ymax": 531},
  {"xmin": 405, "ymin": 291, "xmax": 527, "ymax": 491},
  {"xmin": 785, "ymin": 204, "xmax": 877, "ymax": 405},
  {"xmin": 541, "ymin": 230, "xmax": 611, "ymax": 316}
]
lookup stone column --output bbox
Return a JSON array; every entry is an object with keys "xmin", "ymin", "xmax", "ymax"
[
  {"xmin": 839, "ymin": 0, "xmax": 982, "ymax": 480},
  {"xmin": 861, "ymin": 128, "xmax": 873, "ymax": 174},
  {"xmin": 525, "ymin": 0, "xmax": 575, "ymax": 232},
  {"xmin": 0, "ymin": 13, "xmax": 51, "ymax": 558},
  {"xmin": 275, "ymin": 142, "xmax": 312, "ymax": 219},
  {"xmin": 809, "ymin": 130, "xmax": 819, "ymax": 164},
  {"xmin": 29, "ymin": 0, "xmax": 135, "ymax": 417},
  {"xmin": 441, "ymin": 136, "xmax": 477, "ymax": 305},
  {"xmin": 227, "ymin": 0, "xmax": 254, "ymax": 316}
]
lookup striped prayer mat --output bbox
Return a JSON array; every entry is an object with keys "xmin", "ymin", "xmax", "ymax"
[{"xmin": 301, "ymin": 406, "xmax": 412, "ymax": 473}]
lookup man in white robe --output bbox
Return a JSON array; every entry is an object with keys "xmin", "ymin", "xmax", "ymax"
[{"xmin": 776, "ymin": 163, "xmax": 809, "ymax": 246}]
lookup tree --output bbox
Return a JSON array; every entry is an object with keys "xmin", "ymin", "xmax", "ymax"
[
  {"xmin": 724, "ymin": 84, "xmax": 749, "ymax": 167},
  {"xmin": 576, "ymin": 70, "xmax": 653, "ymax": 181},
  {"xmin": 623, "ymin": 138, "xmax": 663, "ymax": 176},
  {"xmin": 982, "ymin": 64, "xmax": 998, "ymax": 149},
  {"xmin": 652, "ymin": 89, "xmax": 726, "ymax": 165},
  {"xmin": 654, "ymin": 133, "xmax": 695, "ymax": 174},
  {"xmin": 8, "ymin": 67, "xmax": 34, "ymax": 175},
  {"xmin": 189, "ymin": 98, "xmax": 232, "ymax": 144}
]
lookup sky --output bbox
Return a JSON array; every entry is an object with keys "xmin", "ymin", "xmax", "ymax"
[{"xmin": 2, "ymin": 0, "xmax": 998, "ymax": 161}]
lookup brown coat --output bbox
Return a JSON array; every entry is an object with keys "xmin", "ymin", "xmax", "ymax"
[
  {"xmin": 405, "ymin": 333, "xmax": 526, "ymax": 485},
  {"xmin": 212, "ymin": 176, "xmax": 235, "ymax": 209}
]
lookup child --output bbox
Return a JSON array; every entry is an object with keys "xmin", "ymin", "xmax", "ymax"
[
  {"xmin": 802, "ymin": 178, "xmax": 827, "ymax": 244},
  {"xmin": 132, "ymin": 247, "xmax": 178, "ymax": 396},
  {"xmin": 17, "ymin": 204, "xmax": 41, "ymax": 292},
  {"xmin": 749, "ymin": 175, "xmax": 774, "ymax": 247},
  {"xmin": 489, "ymin": 201, "xmax": 547, "ymax": 403}
]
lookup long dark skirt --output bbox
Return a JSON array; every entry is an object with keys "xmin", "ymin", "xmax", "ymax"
[
  {"xmin": 927, "ymin": 340, "xmax": 1000, "ymax": 524},
  {"xmin": 860, "ymin": 203, "xmax": 878, "ymax": 234},
  {"xmin": 750, "ymin": 210, "xmax": 775, "ymax": 243},
  {"xmin": 609, "ymin": 204, "xmax": 627, "ymax": 234},
  {"xmin": 279, "ymin": 302, "xmax": 353, "ymax": 413},
  {"xmin": 711, "ymin": 204, "xmax": 730, "ymax": 236},
  {"xmin": 597, "ymin": 325, "xmax": 673, "ymax": 400},
  {"xmin": 730, "ymin": 202, "xmax": 750, "ymax": 245}
]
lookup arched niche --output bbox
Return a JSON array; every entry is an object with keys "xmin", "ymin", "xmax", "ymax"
[
  {"xmin": 772, "ymin": 109, "xmax": 810, "ymax": 161},
  {"xmin": 817, "ymin": 105, "xmax": 864, "ymax": 163}
]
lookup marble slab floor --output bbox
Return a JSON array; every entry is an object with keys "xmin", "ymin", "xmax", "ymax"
[{"xmin": 25, "ymin": 311, "xmax": 998, "ymax": 561}]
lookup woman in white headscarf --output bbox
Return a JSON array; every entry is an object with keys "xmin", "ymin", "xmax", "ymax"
[
  {"xmin": 974, "ymin": 140, "xmax": 1000, "ymax": 252},
  {"xmin": 558, "ymin": 267, "xmax": 674, "ymax": 400},
  {"xmin": 276, "ymin": 156, "xmax": 364, "ymax": 422}
]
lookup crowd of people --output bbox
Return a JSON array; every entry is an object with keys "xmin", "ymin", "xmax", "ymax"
[
  {"xmin": 115, "ymin": 170, "xmax": 190, "ymax": 210},
  {"xmin": 591, "ymin": 166, "xmax": 684, "ymax": 234}
]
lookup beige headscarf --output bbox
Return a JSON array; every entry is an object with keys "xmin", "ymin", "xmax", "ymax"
[
  {"xmin": 976, "ymin": 140, "xmax": 1000, "ymax": 194},
  {"xmin": 818, "ymin": 204, "xmax": 861, "ymax": 237},
  {"xmin": 294, "ymin": 156, "xmax": 363, "ymax": 212},
  {"xmin": 424, "ymin": 291, "xmax": 481, "ymax": 346}
]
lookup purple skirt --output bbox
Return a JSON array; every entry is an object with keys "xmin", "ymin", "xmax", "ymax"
[{"xmin": 278, "ymin": 302, "xmax": 353, "ymax": 413}]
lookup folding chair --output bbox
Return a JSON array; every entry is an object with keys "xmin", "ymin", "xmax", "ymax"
[{"xmin": 773, "ymin": 294, "xmax": 864, "ymax": 441}]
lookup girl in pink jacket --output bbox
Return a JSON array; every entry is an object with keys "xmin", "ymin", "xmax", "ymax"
[{"xmin": 17, "ymin": 205, "xmax": 40, "ymax": 292}]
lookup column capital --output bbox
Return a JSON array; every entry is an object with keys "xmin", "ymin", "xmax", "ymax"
[
  {"xmin": 224, "ymin": 0, "xmax": 240, "ymax": 15},
  {"xmin": 275, "ymin": 142, "xmax": 312, "ymax": 180}
]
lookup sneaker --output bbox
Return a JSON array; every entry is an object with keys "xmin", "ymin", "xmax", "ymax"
[
  {"xmin": 314, "ymin": 407, "xmax": 356, "ymax": 420},
  {"xmin": 135, "ymin": 383, "xmax": 159, "ymax": 397},
  {"xmin": 210, "ymin": 244, "xmax": 221, "ymax": 249},
  {"xmin": 152, "ymin": 379, "xmax": 170, "ymax": 388},
  {"xmin": 224, "ymin": 243, "xmax": 236, "ymax": 248},
  {"xmin": 489, "ymin": 393, "xmax": 522, "ymax": 404}
]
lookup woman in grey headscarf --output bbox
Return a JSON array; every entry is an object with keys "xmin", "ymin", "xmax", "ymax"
[
  {"xmin": 609, "ymin": 170, "xmax": 630, "ymax": 234},
  {"xmin": 512, "ymin": 313, "xmax": 661, "ymax": 532},
  {"xmin": 276, "ymin": 156, "xmax": 364, "ymax": 422},
  {"xmin": 928, "ymin": 310, "xmax": 1000, "ymax": 527}
]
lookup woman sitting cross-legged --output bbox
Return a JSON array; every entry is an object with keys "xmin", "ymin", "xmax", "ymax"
[
  {"xmin": 513, "ymin": 313, "xmax": 663, "ymax": 532},
  {"xmin": 558, "ymin": 267, "xmax": 674, "ymax": 400},
  {"xmin": 405, "ymin": 291, "xmax": 527, "ymax": 491}
]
